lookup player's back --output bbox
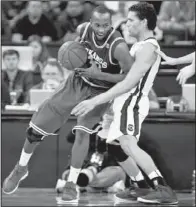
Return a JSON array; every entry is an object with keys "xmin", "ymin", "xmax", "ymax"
[{"xmin": 79, "ymin": 22, "xmax": 126, "ymax": 89}]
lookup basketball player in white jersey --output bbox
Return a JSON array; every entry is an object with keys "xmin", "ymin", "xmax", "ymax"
[
  {"xmin": 157, "ymin": 50, "xmax": 195, "ymax": 85},
  {"xmin": 72, "ymin": 2, "xmax": 178, "ymax": 205}
]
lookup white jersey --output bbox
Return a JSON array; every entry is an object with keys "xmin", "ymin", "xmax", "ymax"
[
  {"xmin": 106, "ymin": 37, "xmax": 161, "ymax": 143},
  {"xmin": 129, "ymin": 37, "xmax": 161, "ymax": 96}
]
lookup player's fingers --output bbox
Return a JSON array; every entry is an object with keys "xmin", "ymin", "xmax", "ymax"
[
  {"xmin": 161, "ymin": 61, "xmax": 167, "ymax": 65},
  {"xmin": 176, "ymin": 71, "xmax": 183, "ymax": 81},
  {"xmin": 71, "ymin": 104, "xmax": 81, "ymax": 115},
  {"xmin": 176, "ymin": 72, "xmax": 181, "ymax": 81},
  {"xmin": 156, "ymin": 50, "xmax": 167, "ymax": 59},
  {"xmin": 179, "ymin": 76, "xmax": 184, "ymax": 85},
  {"xmin": 75, "ymin": 108, "xmax": 87, "ymax": 116},
  {"xmin": 75, "ymin": 68, "xmax": 84, "ymax": 72},
  {"xmin": 181, "ymin": 77, "xmax": 187, "ymax": 85}
]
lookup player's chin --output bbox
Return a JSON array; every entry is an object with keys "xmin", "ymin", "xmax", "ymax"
[{"xmin": 95, "ymin": 34, "xmax": 106, "ymax": 40}]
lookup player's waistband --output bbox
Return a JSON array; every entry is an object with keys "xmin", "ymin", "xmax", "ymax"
[{"xmin": 81, "ymin": 76, "xmax": 110, "ymax": 89}]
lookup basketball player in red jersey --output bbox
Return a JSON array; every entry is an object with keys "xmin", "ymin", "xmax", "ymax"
[
  {"xmin": 72, "ymin": 3, "xmax": 178, "ymax": 205},
  {"xmin": 3, "ymin": 5, "xmax": 134, "ymax": 203}
]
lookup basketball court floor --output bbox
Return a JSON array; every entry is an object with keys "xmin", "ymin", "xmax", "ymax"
[{"xmin": 2, "ymin": 188, "xmax": 195, "ymax": 206}]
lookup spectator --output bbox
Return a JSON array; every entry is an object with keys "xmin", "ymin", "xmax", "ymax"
[
  {"xmin": 2, "ymin": 49, "xmax": 33, "ymax": 104},
  {"xmin": 83, "ymin": 1, "xmax": 98, "ymax": 22},
  {"xmin": 1, "ymin": 11, "xmax": 12, "ymax": 42},
  {"xmin": 28, "ymin": 35, "xmax": 50, "ymax": 85},
  {"xmin": 58, "ymin": 1, "xmax": 86, "ymax": 42},
  {"xmin": 2, "ymin": 1, "xmax": 27, "ymax": 21},
  {"xmin": 31, "ymin": 58, "xmax": 65, "ymax": 90},
  {"xmin": 43, "ymin": 1, "xmax": 65, "ymax": 22},
  {"xmin": 12, "ymin": 1, "xmax": 58, "ymax": 43},
  {"xmin": 1, "ymin": 80, "xmax": 11, "ymax": 110},
  {"xmin": 158, "ymin": 1, "xmax": 195, "ymax": 44}
]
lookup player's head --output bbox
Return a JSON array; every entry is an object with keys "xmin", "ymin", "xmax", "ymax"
[
  {"xmin": 27, "ymin": 1, "xmax": 43, "ymax": 18},
  {"xmin": 3, "ymin": 49, "xmax": 20, "ymax": 71},
  {"xmin": 126, "ymin": 2, "xmax": 157, "ymax": 38},
  {"xmin": 42, "ymin": 58, "xmax": 64, "ymax": 86},
  {"xmin": 90, "ymin": 5, "xmax": 112, "ymax": 40}
]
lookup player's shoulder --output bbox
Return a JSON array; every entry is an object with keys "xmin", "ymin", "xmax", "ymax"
[
  {"xmin": 77, "ymin": 22, "xmax": 90, "ymax": 36},
  {"xmin": 109, "ymin": 29, "xmax": 126, "ymax": 49},
  {"xmin": 112, "ymin": 29, "xmax": 124, "ymax": 39},
  {"xmin": 135, "ymin": 39, "xmax": 158, "ymax": 54},
  {"xmin": 134, "ymin": 41, "xmax": 157, "ymax": 62}
]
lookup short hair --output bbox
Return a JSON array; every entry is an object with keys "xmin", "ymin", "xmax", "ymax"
[
  {"xmin": 91, "ymin": 5, "xmax": 112, "ymax": 18},
  {"xmin": 3, "ymin": 49, "xmax": 20, "ymax": 59},
  {"xmin": 42, "ymin": 58, "xmax": 64, "ymax": 75},
  {"xmin": 129, "ymin": 2, "xmax": 157, "ymax": 30}
]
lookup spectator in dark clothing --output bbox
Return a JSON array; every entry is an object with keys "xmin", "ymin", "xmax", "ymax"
[
  {"xmin": 83, "ymin": 1, "xmax": 98, "ymax": 22},
  {"xmin": 158, "ymin": 1, "xmax": 195, "ymax": 44},
  {"xmin": 58, "ymin": 1, "xmax": 86, "ymax": 42},
  {"xmin": 1, "ymin": 1, "xmax": 27, "ymax": 21},
  {"xmin": 28, "ymin": 35, "xmax": 50, "ymax": 85},
  {"xmin": 2, "ymin": 49, "xmax": 34, "ymax": 104},
  {"xmin": 12, "ymin": 1, "xmax": 58, "ymax": 43},
  {"xmin": 1, "ymin": 11, "xmax": 12, "ymax": 42},
  {"xmin": 1, "ymin": 80, "xmax": 11, "ymax": 110}
]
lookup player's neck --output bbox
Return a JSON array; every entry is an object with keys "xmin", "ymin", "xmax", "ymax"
[
  {"xmin": 93, "ymin": 29, "xmax": 112, "ymax": 45},
  {"xmin": 137, "ymin": 31, "xmax": 154, "ymax": 42}
]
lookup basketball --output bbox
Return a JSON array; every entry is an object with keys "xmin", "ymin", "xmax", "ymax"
[{"xmin": 58, "ymin": 41, "xmax": 88, "ymax": 70}]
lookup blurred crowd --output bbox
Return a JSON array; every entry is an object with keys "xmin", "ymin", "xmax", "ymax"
[
  {"xmin": 2, "ymin": 1, "xmax": 195, "ymax": 44},
  {"xmin": 1, "ymin": 1, "xmax": 195, "ymax": 108}
]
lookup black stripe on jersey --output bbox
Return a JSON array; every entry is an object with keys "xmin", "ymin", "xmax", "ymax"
[
  {"xmin": 119, "ymin": 67, "xmax": 151, "ymax": 137},
  {"xmin": 120, "ymin": 85, "xmax": 140, "ymax": 135},
  {"xmin": 133, "ymin": 68, "xmax": 151, "ymax": 137}
]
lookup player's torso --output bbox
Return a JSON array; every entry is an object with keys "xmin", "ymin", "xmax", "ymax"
[
  {"xmin": 113, "ymin": 38, "xmax": 161, "ymax": 115},
  {"xmin": 129, "ymin": 37, "xmax": 161, "ymax": 96},
  {"xmin": 80, "ymin": 23, "xmax": 125, "ymax": 89}
]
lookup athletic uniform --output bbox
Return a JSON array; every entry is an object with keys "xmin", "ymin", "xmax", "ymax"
[
  {"xmin": 30, "ymin": 22, "xmax": 125, "ymax": 136},
  {"xmin": 107, "ymin": 38, "xmax": 161, "ymax": 143}
]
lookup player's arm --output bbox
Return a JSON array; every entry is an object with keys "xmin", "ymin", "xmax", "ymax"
[
  {"xmin": 75, "ymin": 22, "xmax": 88, "ymax": 42},
  {"xmin": 90, "ymin": 43, "xmax": 157, "ymax": 104},
  {"xmin": 72, "ymin": 43, "xmax": 157, "ymax": 116},
  {"xmin": 95, "ymin": 42, "xmax": 134, "ymax": 83},
  {"xmin": 157, "ymin": 50, "xmax": 195, "ymax": 65},
  {"xmin": 77, "ymin": 42, "xmax": 134, "ymax": 83},
  {"xmin": 176, "ymin": 54, "xmax": 195, "ymax": 85}
]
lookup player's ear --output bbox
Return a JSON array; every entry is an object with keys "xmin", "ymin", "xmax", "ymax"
[{"xmin": 143, "ymin": 19, "xmax": 148, "ymax": 28}]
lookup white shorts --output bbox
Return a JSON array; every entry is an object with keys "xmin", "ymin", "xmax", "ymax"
[{"xmin": 106, "ymin": 91, "xmax": 149, "ymax": 143}]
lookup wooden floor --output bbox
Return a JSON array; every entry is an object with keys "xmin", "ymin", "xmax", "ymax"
[{"xmin": 2, "ymin": 188, "xmax": 195, "ymax": 206}]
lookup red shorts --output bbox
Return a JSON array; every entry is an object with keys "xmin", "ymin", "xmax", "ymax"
[{"xmin": 30, "ymin": 73, "xmax": 109, "ymax": 136}]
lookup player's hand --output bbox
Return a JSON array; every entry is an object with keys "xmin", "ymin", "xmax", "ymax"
[
  {"xmin": 75, "ymin": 61, "xmax": 103, "ymax": 79},
  {"xmin": 176, "ymin": 65, "xmax": 195, "ymax": 85},
  {"xmin": 71, "ymin": 100, "xmax": 96, "ymax": 117},
  {"xmin": 156, "ymin": 50, "xmax": 178, "ymax": 65}
]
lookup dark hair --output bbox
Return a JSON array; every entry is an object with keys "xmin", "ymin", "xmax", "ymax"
[
  {"xmin": 91, "ymin": 5, "xmax": 111, "ymax": 18},
  {"xmin": 129, "ymin": 2, "xmax": 157, "ymax": 30},
  {"xmin": 42, "ymin": 58, "xmax": 64, "ymax": 75},
  {"xmin": 28, "ymin": 35, "xmax": 50, "ymax": 63},
  {"xmin": 3, "ymin": 49, "xmax": 20, "ymax": 59}
]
